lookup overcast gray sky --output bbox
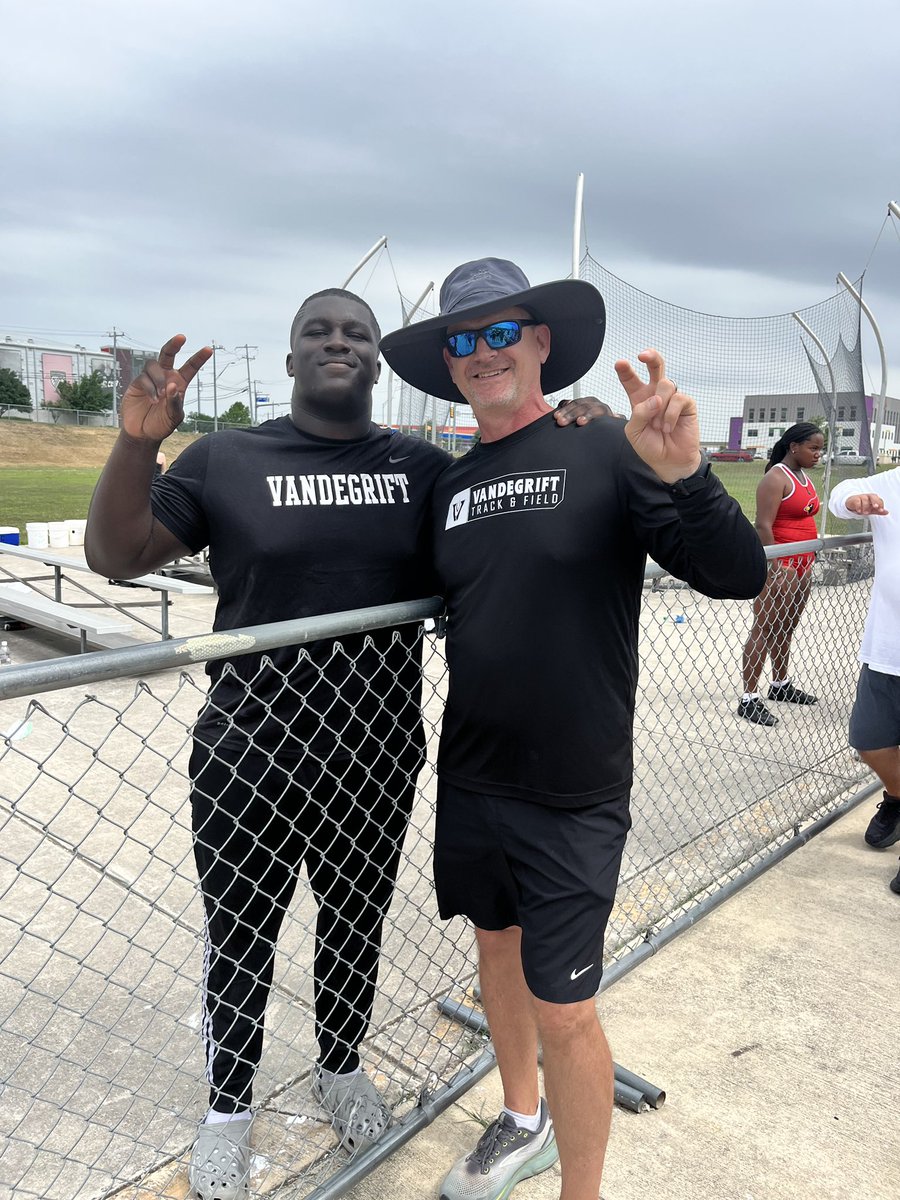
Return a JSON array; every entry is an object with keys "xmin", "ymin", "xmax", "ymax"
[{"xmin": 4, "ymin": 0, "xmax": 899, "ymax": 425}]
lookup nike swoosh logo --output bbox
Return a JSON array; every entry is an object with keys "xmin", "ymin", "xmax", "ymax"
[
  {"xmin": 570, "ymin": 964, "xmax": 594, "ymax": 980},
  {"xmin": 388, "ymin": 454, "xmax": 411, "ymax": 464}
]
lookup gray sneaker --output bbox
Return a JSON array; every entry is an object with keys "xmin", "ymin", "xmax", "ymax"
[{"xmin": 440, "ymin": 1099, "xmax": 558, "ymax": 1200}]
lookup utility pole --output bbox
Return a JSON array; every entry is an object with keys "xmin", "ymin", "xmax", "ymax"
[
  {"xmin": 107, "ymin": 327, "xmax": 123, "ymax": 424},
  {"xmin": 236, "ymin": 344, "xmax": 258, "ymax": 420},
  {"xmin": 211, "ymin": 342, "xmax": 225, "ymax": 431}
]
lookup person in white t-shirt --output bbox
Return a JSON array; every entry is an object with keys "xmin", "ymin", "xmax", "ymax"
[{"xmin": 828, "ymin": 468, "xmax": 900, "ymax": 894}]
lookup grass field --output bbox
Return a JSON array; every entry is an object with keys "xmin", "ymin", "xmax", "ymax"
[
  {"xmin": 0, "ymin": 468, "xmax": 102, "ymax": 531},
  {"xmin": 0, "ymin": 422, "xmax": 199, "ymax": 537},
  {"xmin": 0, "ymin": 428, "xmax": 881, "ymax": 539}
]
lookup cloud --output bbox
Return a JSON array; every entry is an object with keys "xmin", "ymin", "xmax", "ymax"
[{"xmin": 2, "ymin": 0, "xmax": 899, "ymax": 424}]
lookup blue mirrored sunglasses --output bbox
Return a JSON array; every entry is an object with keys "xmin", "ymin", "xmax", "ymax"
[{"xmin": 445, "ymin": 319, "xmax": 540, "ymax": 359}]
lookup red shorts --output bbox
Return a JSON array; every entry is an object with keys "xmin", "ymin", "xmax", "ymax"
[{"xmin": 777, "ymin": 552, "xmax": 815, "ymax": 578}]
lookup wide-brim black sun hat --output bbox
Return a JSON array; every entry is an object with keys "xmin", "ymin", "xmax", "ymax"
[{"xmin": 379, "ymin": 257, "xmax": 606, "ymax": 404}]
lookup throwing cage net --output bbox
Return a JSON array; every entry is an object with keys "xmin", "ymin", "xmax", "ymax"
[{"xmin": 555, "ymin": 253, "xmax": 868, "ymax": 515}]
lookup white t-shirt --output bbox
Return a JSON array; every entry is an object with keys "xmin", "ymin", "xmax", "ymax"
[{"xmin": 828, "ymin": 467, "xmax": 900, "ymax": 675}]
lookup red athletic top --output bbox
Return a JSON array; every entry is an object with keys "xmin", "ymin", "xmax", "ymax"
[{"xmin": 771, "ymin": 463, "xmax": 820, "ymax": 545}]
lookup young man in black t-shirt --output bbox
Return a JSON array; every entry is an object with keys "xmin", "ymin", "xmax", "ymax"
[
  {"xmin": 85, "ymin": 288, "xmax": 600, "ymax": 1199},
  {"xmin": 381, "ymin": 259, "xmax": 766, "ymax": 1200},
  {"xmin": 86, "ymin": 291, "xmax": 449, "ymax": 1196}
]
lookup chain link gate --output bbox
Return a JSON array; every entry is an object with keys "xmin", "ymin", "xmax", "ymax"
[{"xmin": 0, "ymin": 538, "xmax": 875, "ymax": 1200}]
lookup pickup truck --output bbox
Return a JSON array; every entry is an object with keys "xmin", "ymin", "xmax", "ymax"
[
  {"xmin": 708, "ymin": 449, "xmax": 754, "ymax": 462},
  {"xmin": 830, "ymin": 452, "xmax": 866, "ymax": 466}
]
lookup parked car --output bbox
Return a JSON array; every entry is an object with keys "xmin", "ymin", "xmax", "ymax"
[
  {"xmin": 829, "ymin": 452, "xmax": 866, "ymax": 465},
  {"xmin": 708, "ymin": 449, "xmax": 754, "ymax": 462}
]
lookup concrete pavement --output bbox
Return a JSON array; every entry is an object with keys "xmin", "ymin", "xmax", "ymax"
[{"xmin": 341, "ymin": 799, "xmax": 899, "ymax": 1200}]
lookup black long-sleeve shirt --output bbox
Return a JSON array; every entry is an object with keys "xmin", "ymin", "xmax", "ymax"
[{"xmin": 433, "ymin": 414, "xmax": 766, "ymax": 806}]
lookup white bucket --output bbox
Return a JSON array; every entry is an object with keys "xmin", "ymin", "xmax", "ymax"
[
  {"xmin": 26, "ymin": 522, "xmax": 50, "ymax": 549},
  {"xmin": 48, "ymin": 521, "xmax": 69, "ymax": 549},
  {"xmin": 67, "ymin": 519, "xmax": 87, "ymax": 547}
]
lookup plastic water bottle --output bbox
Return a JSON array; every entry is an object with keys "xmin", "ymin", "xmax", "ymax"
[{"xmin": 0, "ymin": 640, "xmax": 10, "ymax": 666}]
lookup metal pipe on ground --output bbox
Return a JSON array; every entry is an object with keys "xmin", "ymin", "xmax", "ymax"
[
  {"xmin": 436, "ymin": 998, "xmax": 663, "ymax": 1112},
  {"xmin": 613, "ymin": 1081, "xmax": 650, "ymax": 1114},
  {"xmin": 612, "ymin": 1065, "xmax": 666, "ymax": 1109}
]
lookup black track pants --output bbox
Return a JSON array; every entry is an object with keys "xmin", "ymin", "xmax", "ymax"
[{"xmin": 190, "ymin": 736, "xmax": 419, "ymax": 1112}]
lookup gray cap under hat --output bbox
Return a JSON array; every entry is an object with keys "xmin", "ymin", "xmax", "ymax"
[{"xmin": 379, "ymin": 257, "xmax": 606, "ymax": 404}]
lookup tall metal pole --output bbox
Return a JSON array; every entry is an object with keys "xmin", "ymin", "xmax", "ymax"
[
  {"xmin": 572, "ymin": 172, "xmax": 585, "ymax": 279},
  {"xmin": 405, "ymin": 281, "xmax": 434, "ymax": 325},
  {"xmin": 837, "ymin": 272, "xmax": 887, "ymax": 467},
  {"xmin": 341, "ymin": 236, "xmax": 388, "ymax": 289},
  {"xmin": 792, "ymin": 312, "xmax": 836, "ymax": 537},
  {"xmin": 108, "ymin": 327, "xmax": 122, "ymax": 424},
  {"xmin": 572, "ymin": 172, "xmax": 585, "ymax": 399},
  {"xmin": 211, "ymin": 342, "xmax": 222, "ymax": 432},
  {"xmin": 888, "ymin": 200, "xmax": 900, "ymax": 222},
  {"xmin": 386, "ymin": 282, "xmax": 433, "ymax": 431},
  {"xmin": 236, "ymin": 343, "xmax": 257, "ymax": 419},
  {"xmin": 385, "ymin": 368, "xmax": 395, "ymax": 431}
]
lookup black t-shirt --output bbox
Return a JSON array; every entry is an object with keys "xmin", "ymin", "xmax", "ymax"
[
  {"xmin": 433, "ymin": 414, "xmax": 766, "ymax": 806},
  {"xmin": 151, "ymin": 416, "xmax": 450, "ymax": 757}
]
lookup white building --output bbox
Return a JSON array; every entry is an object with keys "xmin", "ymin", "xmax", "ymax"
[{"xmin": 0, "ymin": 335, "xmax": 115, "ymax": 410}]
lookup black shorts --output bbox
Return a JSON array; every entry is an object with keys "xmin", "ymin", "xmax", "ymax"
[
  {"xmin": 434, "ymin": 781, "xmax": 631, "ymax": 1004},
  {"xmin": 849, "ymin": 664, "xmax": 900, "ymax": 751}
]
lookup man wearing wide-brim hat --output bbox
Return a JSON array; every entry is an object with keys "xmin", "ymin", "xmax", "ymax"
[{"xmin": 381, "ymin": 257, "xmax": 766, "ymax": 1200}]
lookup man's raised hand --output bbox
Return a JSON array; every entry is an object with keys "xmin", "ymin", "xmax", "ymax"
[
  {"xmin": 121, "ymin": 335, "xmax": 213, "ymax": 444},
  {"xmin": 616, "ymin": 349, "xmax": 702, "ymax": 485}
]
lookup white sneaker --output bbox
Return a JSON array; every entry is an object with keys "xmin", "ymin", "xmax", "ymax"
[{"xmin": 439, "ymin": 1099, "xmax": 558, "ymax": 1199}]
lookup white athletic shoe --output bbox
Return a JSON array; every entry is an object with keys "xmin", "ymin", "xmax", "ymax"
[{"xmin": 439, "ymin": 1099, "xmax": 558, "ymax": 1199}]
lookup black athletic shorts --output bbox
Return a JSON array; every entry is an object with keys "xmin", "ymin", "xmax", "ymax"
[
  {"xmin": 434, "ymin": 780, "xmax": 631, "ymax": 1004},
  {"xmin": 849, "ymin": 664, "xmax": 900, "ymax": 751}
]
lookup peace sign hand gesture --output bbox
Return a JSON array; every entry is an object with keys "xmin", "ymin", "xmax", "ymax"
[
  {"xmin": 615, "ymin": 349, "xmax": 702, "ymax": 484},
  {"xmin": 120, "ymin": 335, "xmax": 213, "ymax": 444}
]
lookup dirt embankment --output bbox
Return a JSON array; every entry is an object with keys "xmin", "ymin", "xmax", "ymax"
[{"xmin": 0, "ymin": 421, "xmax": 201, "ymax": 468}]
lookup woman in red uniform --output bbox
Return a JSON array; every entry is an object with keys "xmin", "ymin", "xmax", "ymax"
[{"xmin": 738, "ymin": 422, "xmax": 825, "ymax": 725}]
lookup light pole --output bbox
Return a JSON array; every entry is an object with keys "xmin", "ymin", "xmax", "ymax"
[{"xmin": 209, "ymin": 345, "xmax": 245, "ymax": 429}]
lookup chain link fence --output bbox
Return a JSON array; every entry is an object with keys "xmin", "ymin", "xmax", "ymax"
[{"xmin": 0, "ymin": 537, "xmax": 875, "ymax": 1200}]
